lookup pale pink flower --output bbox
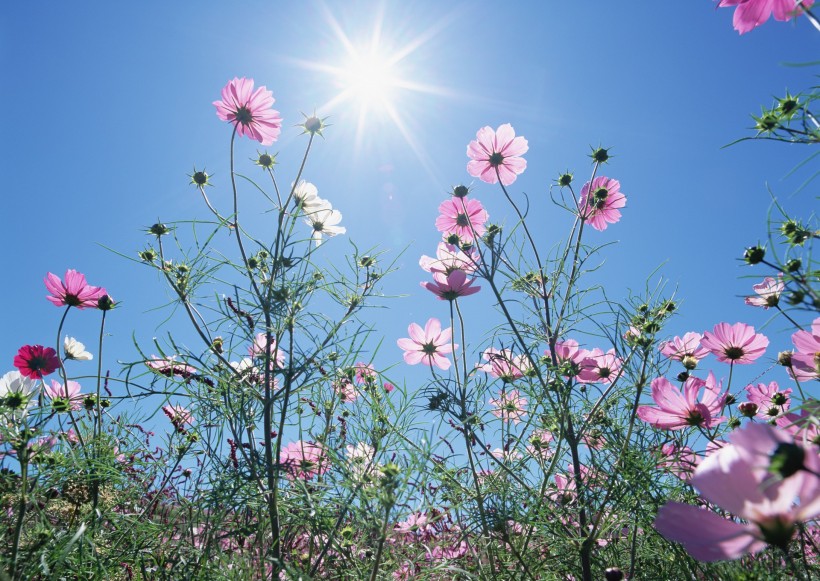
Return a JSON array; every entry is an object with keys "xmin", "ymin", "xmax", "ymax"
[
  {"xmin": 548, "ymin": 339, "xmax": 590, "ymax": 378},
  {"xmin": 479, "ymin": 348, "xmax": 530, "ymax": 383},
  {"xmin": 45, "ymin": 269, "xmax": 107, "ymax": 309},
  {"xmin": 636, "ymin": 374, "xmax": 727, "ymax": 430},
  {"xmin": 419, "ymin": 242, "xmax": 479, "ymax": 274},
  {"xmin": 394, "ymin": 512, "xmax": 430, "ymax": 535},
  {"xmin": 776, "ymin": 404, "xmax": 820, "ymax": 448},
  {"xmin": 45, "ymin": 379, "xmax": 83, "ymax": 412},
  {"xmin": 745, "ymin": 381, "xmax": 791, "ymax": 420},
  {"xmin": 655, "ymin": 423, "xmax": 820, "ymax": 561},
  {"xmin": 527, "ymin": 429, "xmax": 554, "ymax": 459},
  {"xmin": 162, "ymin": 404, "xmax": 193, "ymax": 433},
  {"xmin": 213, "ymin": 77, "xmax": 282, "ymax": 145},
  {"xmin": 717, "ymin": 0, "xmax": 815, "ymax": 34},
  {"xmin": 745, "ymin": 274, "xmax": 784, "ymax": 309},
  {"xmin": 578, "ymin": 177, "xmax": 626, "ymax": 232},
  {"xmin": 577, "ymin": 348, "xmax": 622, "ymax": 384},
  {"xmin": 490, "ymin": 447, "xmax": 523, "ymax": 462},
  {"xmin": 354, "ymin": 362, "xmax": 377, "ymax": 384},
  {"xmin": 334, "ymin": 379, "xmax": 359, "ymax": 402},
  {"xmin": 466, "ymin": 123, "xmax": 528, "ymax": 186},
  {"xmin": 397, "ymin": 318, "xmax": 456, "ymax": 370},
  {"xmin": 421, "ymin": 269, "xmax": 481, "ymax": 301},
  {"xmin": 280, "ymin": 440, "xmax": 327, "ymax": 480},
  {"xmin": 790, "ymin": 317, "xmax": 820, "ymax": 381},
  {"xmin": 249, "ymin": 333, "xmax": 286, "ymax": 368},
  {"xmin": 489, "ymin": 389, "xmax": 528, "ymax": 424},
  {"xmin": 701, "ymin": 322, "xmax": 769, "ymax": 364},
  {"xmin": 434, "ymin": 197, "xmax": 488, "ymax": 244},
  {"xmin": 658, "ymin": 443, "xmax": 699, "ymax": 482},
  {"xmin": 146, "ymin": 355, "xmax": 197, "ymax": 376},
  {"xmin": 659, "ymin": 332, "xmax": 710, "ymax": 367}
]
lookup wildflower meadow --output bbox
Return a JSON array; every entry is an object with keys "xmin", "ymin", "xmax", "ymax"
[{"xmin": 2, "ymin": 2, "xmax": 819, "ymax": 580}]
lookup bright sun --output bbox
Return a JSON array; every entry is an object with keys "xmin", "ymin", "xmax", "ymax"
[{"xmin": 337, "ymin": 50, "xmax": 398, "ymax": 109}]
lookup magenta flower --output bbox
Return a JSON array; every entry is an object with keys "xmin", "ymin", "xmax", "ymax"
[
  {"xmin": 421, "ymin": 269, "xmax": 481, "ymax": 301},
  {"xmin": 790, "ymin": 317, "xmax": 820, "ymax": 381},
  {"xmin": 280, "ymin": 440, "xmax": 327, "ymax": 480},
  {"xmin": 636, "ymin": 374, "xmax": 726, "ymax": 430},
  {"xmin": 397, "ymin": 318, "xmax": 456, "ymax": 370},
  {"xmin": 45, "ymin": 269, "xmax": 107, "ymax": 309},
  {"xmin": 466, "ymin": 123, "xmax": 528, "ymax": 186},
  {"xmin": 701, "ymin": 322, "xmax": 769, "ymax": 364},
  {"xmin": 14, "ymin": 345, "xmax": 61, "ymax": 379},
  {"xmin": 434, "ymin": 197, "xmax": 488, "ymax": 244},
  {"xmin": 213, "ymin": 77, "xmax": 283, "ymax": 146},
  {"xmin": 419, "ymin": 242, "xmax": 479, "ymax": 274},
  {"xmin": 744, "ymin": 274, "xmax": 784, "ymax": 309},
  {"xmin": 655, "ymin": 423, "xmax": 820, "ymax": 561},
  {"xmin": 45, "ymin": 379, "xmax": 83, "ymax": 412},
  {"xmin": 489, "ymin": 389, "xmax": 528, "ymax": 424},
  {"xmin": 717, "ymin": 0, "xmax": 815, "ymax": 34},
  {"xmin": 659, "ymin": 332, "xmax": 710, "ymax": 368},
  {"xmin": 578, "ymin": 176, "xmax": 626, "ymax": 231}
]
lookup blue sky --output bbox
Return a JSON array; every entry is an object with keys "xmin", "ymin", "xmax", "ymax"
[{"xmin": 0, "ymin": 1, "xmax": 816, "ymax": 407}]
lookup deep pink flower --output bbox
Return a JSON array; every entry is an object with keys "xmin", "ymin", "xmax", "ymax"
[
  {"xmin": 744, "ymin": 274, "xmax": 784, "ymax": 309},
  {"xmin": 655, "ymin": 423, "xmax": 820, "ymax": 561},
  {"xmin": 421, "ymin": 269, "xmax": 481, "ymax": 301},
  {"xmin": 577, "ymin": 348, "xmax": 622, "ymax": 384},
  {"xmin": 280, "ymin": 440, "xmax": 327, "ymax": 480},
  {"xmin": 397, "ymin": 318, "xmax": 456, "ymax": 370},
  {"xmin": 790, "ymin": 317, "xmax": 820, "ymax": 381},
  {"xmin": 717, "ymin": 0, "xmax": 815, "ymax": 34},
  {"xmin": 659, "ymin": 332, "xmax": 710, "ymax": 368},
  {"xmin": 479, "ymin": 348, "xmax": 530, "ymax": 383},
  {"xmin": 578, "ymin": 177, "xmax": 626, "ymax": 231},
  {"xmin": 14, "ymin": 345, "xmax": 61, "ymax": 379},
  {"xmin": 434, "ymin": 197, "xmax": 488, "ymax": 244},
  {"xmin": 489, "ymin": 389, "xmax": 528, "ymax": 424},
  {"xmin": 213, "ymin": 77, "xmax": 283, "ymax": 145},
  {"xmin": 45, "ymin": 379, "xmax": 83, "ymax": 412},
  {"xmin": 45, "ymin": 269, "xmax": 107, "ymax": 309},
  {"xmin": 636, "ymin": 373, "xmax": 726, "ymax": 430},
  {"xmin": 466, "ymin": 123, "xmax": 528, "ymax": 186},
  {"xmin": 419, "ymin": 242, "xmax": 479, "ymax": 274},
  {"xmin": 701, "ymin": 322, "xmax": 769, "ymax": 364}
]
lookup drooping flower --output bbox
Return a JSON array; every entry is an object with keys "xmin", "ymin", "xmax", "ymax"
[
  {"xmin": 421, "ymin": 269, "xmax": 481, "ymax": 301},
  {"xmin": 280, "ymin": 440, "xmax": 327, "ymax": 480},
  {"xmin": 489, "ymin": 389, "xmax": 528, "ymax": 424},
  {"xmin": 419, "ymin": 242, "xmax": 479, "ymax": 274},
  {"xmin": 0, "ymin": 371, "xmax": 37, "ymax": 422},
  {"xmin": 397, "ymin": 318, "xmax": 456, "ymax": 370},
  {"xmin": 434, "ymin": 197, "xmax": 488, "ymax": 244},
  {"xmin": 717, "ymin": 0, "xmax": 815, "ymax": 35},
  {"xmin": 63, "ymin": 336, "xmax": 92, "ymax": 361},
  {"xmin": 745, "ymin": 275, "xmax": 784, "ymax": 309},
  {"xmin": 14, "ymin": 345, "xmax": 61, "ymax": 379},
  {"xmin": 790, "ymin": 317, "xmax": 820, "ymax": 381},
  {"xmin": 45, "ymin": 379, "xmax": 83, "ymax": 412},
  {"xmin": 213, "ymin": 77, "xmax": 283, "ymax": 145},
  {"xmin": 636, "ymin": 373, "xmax": 727, "ymax": 430},
  {"xmin": 304, "ymin": 199, "xmax": 346, "ymax": 246},
  {"xmin": 701, "ymin": 322, "xmax": 769, "ymax": 364},
  {"xmin": 655, "ymin": 423, "xmax": 820, "ymax": 561},
  {"xmin": 45, "ymin": 269, "xmax": 107, "ymax": 309},
  {"xmin": 479, "ymin": 348, "xmax": 530, "ymax": 383},
  {"xmin": 578, "ymin": 176, "xmax": 626, "ymax": 231},
  {"xmin": 466, "ymin": 123, "xmax": 528, "ymax": 186},
  {"xmin": 659, "ymin": 332, "xmax": 710, "ymax": 369}
]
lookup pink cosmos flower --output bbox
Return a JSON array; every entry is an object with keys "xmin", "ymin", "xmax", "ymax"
[
  {"xmin": 434, "ymin": 197, "xmax": 488, "ymax": 244},
  {"xmin": 162, "ymin": 404, "xmax": 193, "ymax": 433},
  {"xmin": 479, "ymin": 348, "xmax": 530, "ymax": 383},
  {"xmin": 776, "ymin": 404, "xmax": 820, "ymax": 447},
  {"xmin": 745, "ymin": 381, "xmax": 791, "ymax": 420},
  {"xmin": 45, "ymin": 269, "xmax": 107, "ymax": 309},
  {"xmin": 213, "ymin": 77, "xmax": 283, "ymax": 145},
  {"xmin": 394, "ymin": 512, "xmax": 431, "ymax": 535},
  {"xmin": 636, "ymin": 373, "xmax": 727, "ymax": 430},
  {"xmin": 280, "ymin": 440, "xmax": 327, "ymax": 480},
  {"xmin": 419, "ymin": 242, "xmax": 479, "ymax": 274},
  {"xmin": 577, "ymin": 348, "xmax": 622, "ymax": 384},
  {"xmin": 527, "ymin": 429, "xmax": 554, "ymax": 459},
  {"xmin": 334, "ymin": 379, "xmax": 359, "ymax": 402},
  {"xmin": 421, "ymin": 269, "xmax": 481, "ymax": 301},
  {"xmin": 658, "ymin": 443, "xmax": 699, "ymax": 482},
  {"xmin": 548, "ymin": 339, "xmax": 590, "ymax": 378},
  {"xmin": 45, "ymin": 379, "xmax": 83, "ymax": 412},
  {"xmin": 489, "ymin": 389, "xmax": 528, "ymax": 424},
  {"xmin": 397, "ymin": 318, "xmax": 456, "ymax": 370},
  {"xmin": 578, "ymin": 177, "xmax": 626, "ymax": 232},
  {"xmin": 790, "ymin": 317, "xmax": 820, "ymax": 381},
  {"xmin": 354, "ymin": 362, "xmax": 377, "ymax": 384},
  {"xmin": 14, "ymin": 345, "xmax": 61, "ymax": 379},
  {"xmin": 701, "ymin": 322, "xmax": 769, "ymax": 365},
  {"xmin": 248, "ymin": 333, "xmax": 286, "ymax": 368},
  {"xmin": 466, "ymin": 123, "xmax": 528, "ymax": 186},
  {"xmin": 655, "ymin": 423, "xmax": 820, "ymax": 561},
  {"xmin": 744, "ymin": 274, "xmax": 784, "ymax": 309},
  {"xmin": 659, "ymin": 332, "xmax": 710, "ymax": 368},
  {"xmin": 145, "ymin": 355, "xmax": 197, "ymax": 377},
  {"xmin": 717, "ymin": 0, "xmax": 815, "ymax": 34}
]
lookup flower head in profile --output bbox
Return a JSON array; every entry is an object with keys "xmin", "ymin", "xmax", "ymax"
[
  {"xmin": 421, "ymin": 269, "xmax": 481, "ymax": 301},
  {"xmin": 213, "ymin": 77, "xmax": 282, "ymax": 145},
  {"xmin": 578, "ymin": 348, "xmax": 622, "ymax": 384},
  {"xmin": 397, "ymin": 318, "xmax": 456, "ymax": 370},
  {"xmin": 636, "ymin": 374, "xmax": 727, "ymax": 430},
  {"xmin": 547, "ymin": 339, "xmax": 590, "ymax": 378},
  {"xmin": 45, "ymin": 269, "xmax": 107, "ymax": 309},
  {"xmin": 578, "ymin": 176, "xmax": 626, "ymax": 231},
  {"xmin": 467, "ymin": 123, "xmax": 528, "ymax": 185},
  {"xmin": 14, "ymin": 345, "xmax": 61, "ymax": 379},
  {"xmin": 419, "ymin": 242, "xmax": 479, "ymax": 275},
  {"xmin": 745, "ymin": 274, "xmax": 784, "ymax": 309},
  {"xmin": 63, "ymin": 336, "xmax": 92, "ymax": 361},
  {"xmin": 304, "ymin": 199, "xmax": 346, "ymax": 246},
  {"xmin": 434, "ymin": 197, "xmax": 488, "ymax": 244},
  {"xmin": 292, "ymin": 180, "xmax": 322, "ymax": 211},
  {"xmin": 45, "ymin": 380, "xmax": 83, "ymax": 412},
  {"xmin": 717, "ymin": 0, "xmax": 815, "ymax": 35},
  {"xmin": 701, "ymin": 322, "xmax": 769, "ymax": 365}
]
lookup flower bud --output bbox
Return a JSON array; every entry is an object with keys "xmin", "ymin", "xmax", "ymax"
[
  {"xmin": 743, "ymin": 246, "xmax": 765, "ymax": 265},
  {"xmin": 785, "ymin": 258, "xmax": 802, "ymax": 273},
  {"xmin": 558, "ymin": 172, "xmax": 573, "ymax": 187},
  {"xmin": 255, "ymin": 152, "xmax": 276, "ymax": 169},
  {"xmin": 97, "ymin": 295, "xmax": 115, "ymax": 311},
  {"xmin": 738, "ymin": 402, "xmax": 758, "ymax": 418},
  {"xmin": 452, "ymin": 185, "xmax": 470, "ymax": 198},
  {"xmin": 149, "ymin": 223, "xmax": 171, "ymax": 237},
  {"xmin": 787, "ymin": 290, "xmax": 805, "ymax": 306},
  {"xmin": 777, "ymin": 350, "xmax": 793, "ymax": 367},
  {"xmin": 191, "ymin": 170, "xmax": 210, "ymax": 187},
  {"xmin": 728, "ymin": 417, "xmax": 742, "ymax": 429},
  {"xmin": 590, "ymin": 147, "xmax": 610, "ymax": 163},
  {"xmin": 676, "ymin": 371, "xmax": 690, "ymax": 382},
  {"xmin": 604, "ymin": 568, "xmax": 624, "ymax": 581}
]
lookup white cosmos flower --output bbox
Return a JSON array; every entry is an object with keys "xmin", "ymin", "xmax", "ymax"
[
  {"xmin": 0, "ymin": 370, "xmax": 37, "ymax": 422},
  {"xmin": 64, "ymin": 336, "xmax": 93, "ymax": 361},
  {"xmin": 292, "ymin": 180, "xmax": 322, "ymax": 210},
  {"xmin": 305, "ymin": 201, "xmax": 346, "ymax": 246}
]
